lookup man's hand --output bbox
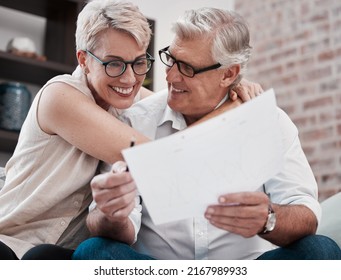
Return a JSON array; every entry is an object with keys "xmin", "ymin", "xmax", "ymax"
[
  {"xmin": 204, "ymin": 192, "xmax": 269, "ymax": 238},
  {"xmin": 91, "ymin": 164, "xmax": 137, "ymax": 222},
  {"xmin": 87, "ymin": 162, "xmax": 138, "ymax": 244},
  {"xmin": 204, "ymin": 191, "xmax": 318, "ymax": 246},
  {"xmin": 229, "ymin": 79, "xmax": 264, "ymax": 102}
]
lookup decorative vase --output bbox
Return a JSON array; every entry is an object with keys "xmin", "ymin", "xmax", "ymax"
[{"xmin": 0, "ymin": 82, "xmax": 32, "ymax": 131}]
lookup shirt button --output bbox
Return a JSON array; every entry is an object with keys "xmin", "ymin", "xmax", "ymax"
[
  {"xmin": 73, "ymin": 201, "xmax": 80, "ymax": 207},
  {"xmin": 60, "ymin": 220, "xmax": 66, "ymax": 226},
  {"xmin": 198, "ymin": 231, "xmax": 204, "ymax": 236}
]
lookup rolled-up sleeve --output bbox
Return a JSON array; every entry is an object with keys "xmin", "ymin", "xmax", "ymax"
[
  {"xmin": 264, "ymin": 108, "xmax": 321, "ymax": 223},
  {"xmin": 128, "ymin": 197, "xmax": 142, "ymax": 243}
]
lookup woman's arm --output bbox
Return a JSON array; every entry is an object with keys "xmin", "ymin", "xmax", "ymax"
[
  {"xmin": 37, "ymin": 83, "xmax": 150, "ymax": 164},
  {"xmin": 36, "ymin": 79, "xmax": 261, "ymax": 164}
]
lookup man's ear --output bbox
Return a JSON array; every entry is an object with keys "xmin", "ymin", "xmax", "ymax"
[{"xmin": 220, "ymin": 64, "xmax": 241, "ymax": 87}]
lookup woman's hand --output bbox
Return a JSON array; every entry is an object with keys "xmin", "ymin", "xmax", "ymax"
[{"xmin": 229, "ymin": 79, "xmax": 263, "ymax": 102}]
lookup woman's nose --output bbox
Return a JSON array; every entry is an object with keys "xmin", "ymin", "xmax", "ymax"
[{"xmin": 119, "ymin": 65, "xmax": 137, "ymax": 83}]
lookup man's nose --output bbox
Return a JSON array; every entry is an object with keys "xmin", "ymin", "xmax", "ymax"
[{"xmin": 166, "ymin": 63, "xmax": 183, "ymax": 83}]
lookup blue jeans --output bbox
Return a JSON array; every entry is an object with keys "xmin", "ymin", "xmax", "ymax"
[
  {"xmin": 72, "ymin": 235, "xmax": 341, "ymax": 260},
  {"xmin": 73, "ymin": 237, "xmax": 154, "ymax": 260},
  {"xmin": 256, "ymin": 234, "xmax": 341, "ymax": 260}
]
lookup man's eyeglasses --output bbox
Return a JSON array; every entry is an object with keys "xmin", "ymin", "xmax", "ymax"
[
  {"xmin": 86, "ymin": 50, "xmax": 155, "ymax": 78},
  {"xmin": 158, "ymin": 46, "xmax": 221, "ymax": 78}
]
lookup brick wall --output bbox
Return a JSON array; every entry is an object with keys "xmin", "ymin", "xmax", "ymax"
[{"xmin": 235, "ymin": 0, "xmax": 341, "ymax": 201}]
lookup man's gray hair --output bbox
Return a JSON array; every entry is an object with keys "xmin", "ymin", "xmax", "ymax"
[
  {"xmin": 76, "ymin": 0, "xmax": 152, "ymax": 52},
  {"xmin": 172, "ymin": 7, "xmax": 251, "ymax": 84}
]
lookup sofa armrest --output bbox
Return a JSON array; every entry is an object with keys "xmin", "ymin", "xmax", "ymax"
[{"xmin": 317, "ymin": 192, "xmax": 341, "ymax": 248}]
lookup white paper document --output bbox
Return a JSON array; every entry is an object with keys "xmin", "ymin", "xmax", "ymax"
[{"xmin": 122, "ymin": 89, "xmax": 284, "ymax": 225}]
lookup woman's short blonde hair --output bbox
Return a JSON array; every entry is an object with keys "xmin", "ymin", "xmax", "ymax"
[{"xmin": 76, "ymin": 0, "xmax": 152, "ymax": 52}]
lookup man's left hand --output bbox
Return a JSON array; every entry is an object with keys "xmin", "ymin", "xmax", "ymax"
[{"xmin": 204, "ymin": 191, "xmax": 270, "ymax": 238}]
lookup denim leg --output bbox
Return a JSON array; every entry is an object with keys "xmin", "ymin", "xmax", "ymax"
[
  {"xmin": 257, "ymin": 234, "xmax": 341, "ymax": 260},
  {"xmin": 72, "ymin": 237, "xmax": 155, "ymax": 260}
]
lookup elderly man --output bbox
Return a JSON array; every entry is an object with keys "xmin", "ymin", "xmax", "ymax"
[{"xmin": 73, "ymin": 7, "xmax": 341, "ymax": 260}]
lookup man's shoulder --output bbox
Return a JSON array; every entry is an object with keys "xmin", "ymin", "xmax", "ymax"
[{"xmin": 276, "ymin": 107, "xmax": 298, "ymax": 134}]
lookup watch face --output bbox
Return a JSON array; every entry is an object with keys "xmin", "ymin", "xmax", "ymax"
[{"xmin": 266, "ymin": 213, "xmax": 276, "ymax": 232}]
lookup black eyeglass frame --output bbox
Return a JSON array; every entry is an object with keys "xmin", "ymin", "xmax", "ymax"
[
  {"xmin": 86, "ymin": 50, "xmax": 155, "ymax": 77},
  {"xmin": 158, "ymin": 46, "xmax": 222, "ymax": 78}
]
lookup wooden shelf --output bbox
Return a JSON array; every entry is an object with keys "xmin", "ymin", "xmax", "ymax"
[
  {"xmin": 0, "ymin": 0, "xmax": 84, "ymax": 154},
  {"xmin": 0, "ymin": 0, "xmax": 84, "ymax": 18},
  {"xmin": 0, "ymin": 0, "xmax": 84, "ymax": 67},
  {"xmin": 0, "ymin": 50, "xmax": 74, "ymax": 85}
]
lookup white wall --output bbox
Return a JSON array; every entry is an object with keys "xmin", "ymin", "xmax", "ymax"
[{"xmin": 129, "ymin": 0, "xmax": 235, "ymax": 91}]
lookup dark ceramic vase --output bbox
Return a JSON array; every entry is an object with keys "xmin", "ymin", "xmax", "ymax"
[{"xmin": 0, "ymin": 82, "xmax": 31, "ymax": 131}]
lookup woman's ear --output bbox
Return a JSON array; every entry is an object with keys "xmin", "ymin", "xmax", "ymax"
[
  {"xmin": 77, "ymin": 50, "xmax": 89, "ymax": 74},
  {"xmin": 220, "ymin": 64, "xmax": 241, "ymax": 87}
]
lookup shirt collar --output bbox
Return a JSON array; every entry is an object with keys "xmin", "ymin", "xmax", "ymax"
[
  {"xmin": 157, "ymin": 93, "xmax": 229, "ymax": 131},
  {"xmin": 158, "ymin": 104, "xmax": 187, "ymax": 131}
]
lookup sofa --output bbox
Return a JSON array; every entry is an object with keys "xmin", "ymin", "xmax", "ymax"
[
  {"xmin": 0, "ymin": 166, "xmax": 340, "ymax": 249},
  {"xmin": 316, "ymin": 192, "xmax": 341, "ymax": 247}
]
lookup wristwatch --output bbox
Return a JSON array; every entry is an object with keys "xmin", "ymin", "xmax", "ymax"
[{"xmin": 262, "ymin": 203, "xmax": 276, "ymax": 234}]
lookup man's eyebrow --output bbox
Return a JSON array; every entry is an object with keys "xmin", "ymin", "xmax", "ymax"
[{"xmin": 169, "ymin": 50, "xmax": 196, "ymax": 68}]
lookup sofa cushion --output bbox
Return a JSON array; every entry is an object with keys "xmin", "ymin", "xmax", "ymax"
[{"xmin": 317, "ymin": 192, "xmax": 341, "ymax": 248}]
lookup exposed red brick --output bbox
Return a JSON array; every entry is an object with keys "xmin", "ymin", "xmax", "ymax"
[
  {"xmin": 319, "ymin": 79, "xmax": 339, "ymax": 91},
  {"xmin": 321, "ymin": 141, "xmax": 338, "ymax": 151},
  {"xmin": 336, "ymin": 124, "xmax": 341, "ymax": 135},
  {"xmin": 236, "ymin": 0, "xmax": 341, "ymax": 196},
  {"xmin": 308, "ymin": 11, "xmax": 329, "ymax": 23},
  {"xmin": 319, "ymin": 112, "xmax": 335, "ymax": 123},
  {"xmin": 303, "ymin": 66, "xmax": 332, "ymax": 81},
  {"xmin": 302, "ymin": 145, "xmax": 316, "ymax": 157},
  {"xmin": 301, "ymin": 126, "xmax": 333, "ymax": 142},
  {"xmin": 318, "ymin": 50, "xmax": 335, "ymax": 61},
  {"xmin": 303, "ymin": 96, "xmax": 333, "ymax": 110},
  {"xmin": 292, "ymin": 115, "xmax": 317, "ymax": 127},
  {"xmin": 270, "ymin": 48, "xmax": 297, "ymax": 62},
  {"xmin": 300, "ymin": 38, "xmax": 330, "ymax": 55}
]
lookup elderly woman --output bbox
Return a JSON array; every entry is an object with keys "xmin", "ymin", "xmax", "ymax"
[{"xmin": 0, "ymin": 0, "xmax": 155, "ymax": 260}]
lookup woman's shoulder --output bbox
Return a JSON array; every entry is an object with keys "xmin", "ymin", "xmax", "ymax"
[{"xmin": 43, "ymin": 66, "xmax": 93, "ymax": 99}]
